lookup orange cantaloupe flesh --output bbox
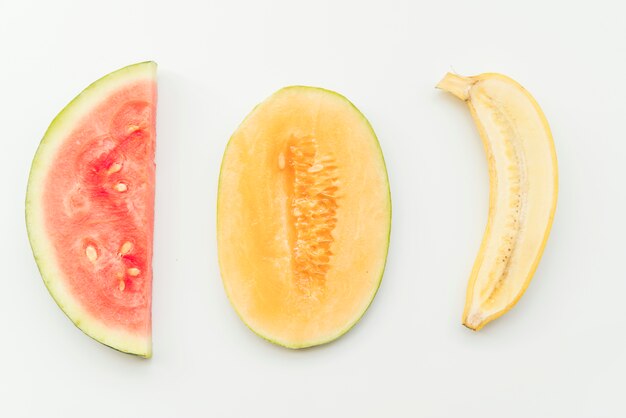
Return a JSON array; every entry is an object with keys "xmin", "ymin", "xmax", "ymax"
[{"xmin": 217, "ymin": 86, "xmax": 391, "ymax": 348}]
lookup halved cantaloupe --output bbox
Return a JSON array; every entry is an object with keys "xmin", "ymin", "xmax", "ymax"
[{"xmin": 217, "ymin": 86, "xmax": 391, "ymax": 348}]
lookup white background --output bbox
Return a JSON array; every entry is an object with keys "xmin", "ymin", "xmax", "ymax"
[{"xmin": 1, "ymin": 0, "xmax": 625, "ymax": 417}]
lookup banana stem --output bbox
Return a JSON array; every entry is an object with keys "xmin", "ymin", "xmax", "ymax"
[{"xmin": 436, "ymin": 72, "xmax": 473, "ymax": 101}]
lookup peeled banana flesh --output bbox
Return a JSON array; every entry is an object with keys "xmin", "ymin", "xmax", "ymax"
[{"xmin": 438, "ymin": 72, "xmax": 558, "ymax": 330}]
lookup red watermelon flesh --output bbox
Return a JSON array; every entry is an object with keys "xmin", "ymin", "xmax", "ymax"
[{"xmin": 26, "ymin": 62, "xmax": 157, "ymax": 357}]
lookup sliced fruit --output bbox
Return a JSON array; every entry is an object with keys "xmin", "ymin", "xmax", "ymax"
[
  {"xmin": 26, "ymin": 62, "xmax": 157, "ymax": 357},
  {"xmin": 217, "ymin": 86, "xmax": 391, "ymax": 348},
  {"xmin": 437, "ymin": 72, "xmax": 558, "ymax": 330}
]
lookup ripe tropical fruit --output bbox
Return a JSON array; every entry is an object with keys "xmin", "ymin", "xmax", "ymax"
[
  {"xmin": 25, "ymin": 62, "xmax": 157, "ymax": 357},
  {"xmin": 437, "ymin": 72, "xmax": 558, "ymax": 330},
  {"xmin": 217, "ymin": 86, "xmax": 391, "ymax": 348}
]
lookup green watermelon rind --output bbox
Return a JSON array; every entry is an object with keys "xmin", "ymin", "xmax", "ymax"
[{"xmin": 25, "ymin": 62, "xmax": 157, "ymax": 358}]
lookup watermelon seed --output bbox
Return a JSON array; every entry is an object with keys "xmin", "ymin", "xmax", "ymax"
[
  {"xmin": 119, "ymin": 241, "xmax": 133, "ymax": 255},
  {"xmin": 107, "ymin": 163, "xmax": 122, "ymax": 174},
  {"xmin": 114, "ymin": 182, "xmax": 128, "ymax": 192},
  {"xmin": 85, "ymin": 245, "xmax": 97, "ymax": 262},
  {"xmin": 118, "ymin": 280, "xmax": 125, "ymax": 291},
  {"xmin": 127, "ymin": 267, "xmax": 140, "ymax": 276}
]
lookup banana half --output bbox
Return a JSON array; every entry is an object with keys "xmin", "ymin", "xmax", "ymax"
[{"xmin": 438, "ymin": 73, "xmax": 558, "ymax": 330}]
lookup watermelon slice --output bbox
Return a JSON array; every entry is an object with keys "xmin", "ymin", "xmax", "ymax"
[{"xmin": 26, "ymin": 62, "xmax": 157, "ymax": 357}]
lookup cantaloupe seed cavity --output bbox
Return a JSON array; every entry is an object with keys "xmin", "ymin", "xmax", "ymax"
[{"xmin": 285, "ymin": 137, "xmax": 338, "ymax": 298}]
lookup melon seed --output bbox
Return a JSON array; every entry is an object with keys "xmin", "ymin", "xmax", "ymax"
[
  {"xmin": 119, "ymin": 241, "xmax": 133, "ymax": 255},
  {"xmin": 85, "ymin": 245, "xmax": 97, "ymax": 262},
  {"xmin": 127, "ymin": 267, "xmax": 140, "ymax": 276},
  {"xmin": 307, "ymin": 164, "xmax": 324, "ymax": 173},
  {"xmin": 114, "ymin": 182, "xmax": 128, "ymax": 192},
  {"xmin": 118, "ymin": 280, "xmax": 125, "ymax": 291},
  {"xmin": 278, "ymin": 152, "xmax": 286, "ymax": 170}
]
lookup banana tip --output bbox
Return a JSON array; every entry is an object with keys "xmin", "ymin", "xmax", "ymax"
[{"xmin": 462, "ymin": 312, "xmax": 484, "ymax": 331}]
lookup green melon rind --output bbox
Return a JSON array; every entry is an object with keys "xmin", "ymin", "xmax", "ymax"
[
  {"xmin": 217, "ymin": 85, "xmax": 392, "ymax": 349},
  {"xmin": 25, "ymin": 62, "xmax": 157, "ymax": 358}
]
